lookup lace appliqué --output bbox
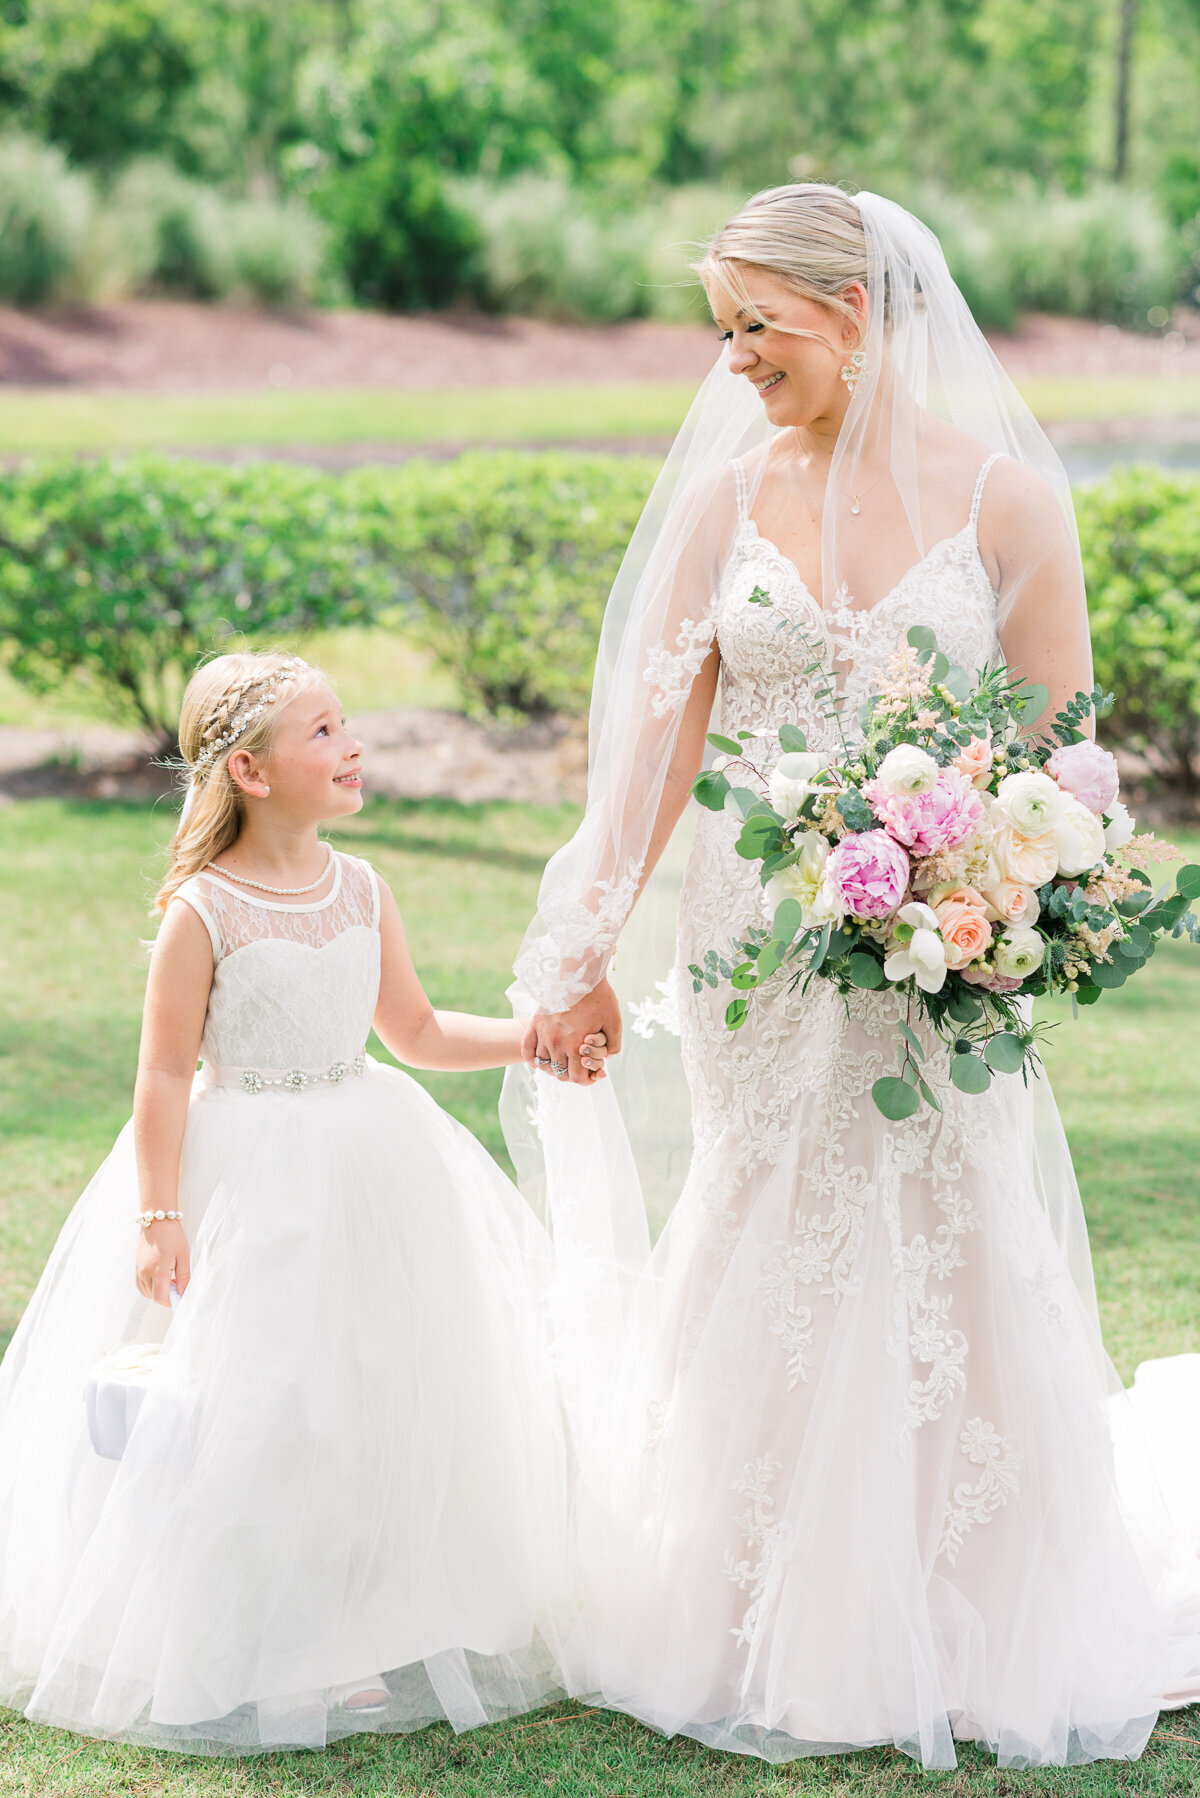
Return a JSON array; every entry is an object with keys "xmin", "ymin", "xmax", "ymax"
[
  {"xmin": 723, "ymin": 1455, "xmax": 789, "ymax": 1649},
  {"xmin": 514, "ymin": 860, "xmax": 644, "ymax": 1013},
  {"xmin": 938, "ymin": 1417, "xmax": 1023, "ymax": 1565},
  {"xmin": 760, "ymin": 1242, "xmax": 815, "ymax": 1389},
  {"xmin": 644, "ymin": 616, "xmax": 716, "ymax": 718},
  {"xmin": 628, "ymin": 967, "xmax": 682, "ymax": 1040}
]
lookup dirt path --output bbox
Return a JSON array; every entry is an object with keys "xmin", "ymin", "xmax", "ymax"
[{"xmin": 2, "ymin": 302, "xmax": 1198, "ymax": 392}]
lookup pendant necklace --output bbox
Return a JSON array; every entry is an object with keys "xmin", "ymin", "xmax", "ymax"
[{"xmin": 850, "ymin": 468, "xmax": 890, "ymax": 516}]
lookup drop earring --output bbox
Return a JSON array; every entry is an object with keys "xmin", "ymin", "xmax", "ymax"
[{"xmin": 840, "ymin": 348, "xmax": 867, "ymax": 398}]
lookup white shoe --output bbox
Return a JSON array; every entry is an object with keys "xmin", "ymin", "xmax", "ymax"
[{"xmin": 330, "ymin": 1675, "xmax": 390, "ymax": 1711}]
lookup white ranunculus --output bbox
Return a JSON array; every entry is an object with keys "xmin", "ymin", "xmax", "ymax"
[
  {"xmin": 1103, "ymin": 800, "xmax": 1135, "ymax": 852},
  {"xmin": 992, "ymin": 925, "xmax": 1044, "ymax": 980},
  {"xmin": 1056, "ymin": 795, "xmax": 1106, "ymax": 878},
  {"xmin": 764, "ymin": 831, "xmax": 834, "ymax": 924},
  {"xmin": 768, "ymin": 751, "xmax": 830, "ymax": 823},
  {"xmin": 992, "ymin": 770, "xmax": 1064, "ymax": 835},
  {"xmin": 875, "ymin": 744, "xmax": 939, "ymax": 797},
  {"xmin": 884, "ymin": 902, "xmax": 948, "ymax": 993}
]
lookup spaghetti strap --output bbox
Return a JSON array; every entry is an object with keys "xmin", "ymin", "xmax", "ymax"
[
  {"xmin": 732, "ymin": 457, "xmax": 749, "ymax": 527},
  {"xmin": 969, "ymin": 453, "xmax": 1003, "ymax": 532}
]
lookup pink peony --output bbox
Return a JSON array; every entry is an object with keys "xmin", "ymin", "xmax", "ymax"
[
  {"xmin": 1046, "ymin": 739, "xmax": 1119, "ymax": 816},
  {"xmin": 864, "ymin": 765, "xmax": 985, "ymax": 857},
  {"xmin": 826, "ymin": 830, "xmax": 910, "ymax": 920}
]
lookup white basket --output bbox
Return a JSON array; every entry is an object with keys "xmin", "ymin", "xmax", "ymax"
[{"xmin": 84, "ymin": 1342, "xmax": 164, "ymax": 1460}]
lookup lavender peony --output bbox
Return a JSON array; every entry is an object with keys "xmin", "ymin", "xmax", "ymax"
[{"xmin": 1046, "ymin": 739, "xmax": 1119, "ymax": 816}]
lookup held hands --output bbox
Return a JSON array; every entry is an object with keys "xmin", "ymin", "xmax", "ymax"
[
  {"xmin": 523, "ymin": 977, "xmax": 622, "ymax": 1086},
  {"xmin": 135, "ymin": 1219, "xmax": 191, "ymax": 1308}
]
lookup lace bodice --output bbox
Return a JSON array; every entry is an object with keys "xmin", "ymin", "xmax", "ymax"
[
  {"xmin": 174, "ymin": 852, "xmax": 381, "ymax": 1074},
  {"xmin": 714, "ymin": 454, "xmax": 1002, "ymax": 749}
]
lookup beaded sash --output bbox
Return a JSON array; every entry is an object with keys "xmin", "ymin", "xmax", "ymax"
[{"xmin": 204, "ymin": 1052, "xmax": 368, "ymax": 1096}]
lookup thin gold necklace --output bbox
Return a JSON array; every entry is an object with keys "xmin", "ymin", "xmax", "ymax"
[{"xmin": 850, "ymin": 467, "xmax": 890, "ymax": 515}]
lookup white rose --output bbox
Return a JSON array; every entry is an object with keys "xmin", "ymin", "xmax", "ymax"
[
  {"xmin": 875, "ymin": 744, "xmax": 939, "ymax": 796},
  {"xmin": 991, "ymin": 824, "xmax": 1060, "ymax": 889},
  {"xmin": 768, "ymin": 751, "xmax": 830, "ymax": 823},
  {"xmin": 1103, "ymin": 800, "xmax": 1135, "ymax": 852},
  {"xmin": 992, "ymin": 925, "xmax": 1044, "ymax": 981},
  {"xmin": 883, "ymin": 901, "xmax": 948, "ymax": 993},
  {"xmin": 1056, "ymin": 795, "xmax": 1106, "ymax": 878},
  {"xmin": 993, "ymin": 770, "xmax": 1064, "ymax": 835},
  {"xmin": 764, "ymin": 831, "xmax": 834, "ymax": 925}
]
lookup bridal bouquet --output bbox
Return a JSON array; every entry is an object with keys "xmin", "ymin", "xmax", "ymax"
[{"xmin": 690, "ymin": 626, "xmax": 1200, "ymax": 1119}]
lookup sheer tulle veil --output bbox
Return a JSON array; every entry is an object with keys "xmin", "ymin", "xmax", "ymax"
[{"xmin": 500, "ymin": 185, "xmax": 1096, "ymax": 1446}]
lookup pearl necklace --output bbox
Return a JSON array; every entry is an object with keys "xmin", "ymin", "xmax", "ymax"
[{"xmin": 206, "ymin": 843, "xmax": 334, "ymax": 896}]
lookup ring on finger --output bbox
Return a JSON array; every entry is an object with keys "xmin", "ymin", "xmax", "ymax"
[{"xmin": 534, "ymin": 1055, "xmax": 551, "ymax": 1066}]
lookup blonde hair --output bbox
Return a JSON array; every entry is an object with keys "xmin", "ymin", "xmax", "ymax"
[
  {"xmin": 697, "ymin": 182, "xmax": 869, "ymax": 345},
  {"xmin": 156, "ymin": 650, "xmax": 320, "ymax": 913}
]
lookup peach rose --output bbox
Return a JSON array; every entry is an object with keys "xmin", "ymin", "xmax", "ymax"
[
  {"xmin": 981, "ymin": 878, "xmax": 1041, "ymax": 927},
  {"xmin": 933, "ymin": 886, "xmax": 994, "ymax": 969},
  {"xmin": 954, "ymin": 731, "xmax": 994, "ymax": 789},
  {"xmin": 991, "ymin": 823, "xmax": 1060, "ymax": 889}
]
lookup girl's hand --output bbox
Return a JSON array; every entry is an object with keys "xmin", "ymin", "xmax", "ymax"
[
  {"xmin": 523, "ymin": 980, "xmax": 622, "ymax": 1086},
  {"xmin": 136, "ymin": 1219, "xmax": 191, "ymax": 1308},
  {"xmin": 579, "ymin": 1031, "xmax": 608, "ymax": 1080}
]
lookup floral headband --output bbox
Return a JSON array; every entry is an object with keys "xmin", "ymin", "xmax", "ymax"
[{"xmin": 188, "ymin": 659, "xmax": 311, "ymax": 780}]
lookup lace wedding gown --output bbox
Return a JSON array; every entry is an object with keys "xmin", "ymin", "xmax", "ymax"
[
  {"xmin": 585, "ymin": 456, "xmax": 1200, "ymax": 1768},
  {"xmin": 0, "ymin": 854, "xmax": 568, "ymax": 1753}
]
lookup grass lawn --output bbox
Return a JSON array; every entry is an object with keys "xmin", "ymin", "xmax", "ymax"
[
  {"xmin": 1, "ymin": 375, "xmax": 1198, "ymax": 456},
  {"xmin": 0, "ymin": 795, "xmax": 1198, "ymax": 1795}
]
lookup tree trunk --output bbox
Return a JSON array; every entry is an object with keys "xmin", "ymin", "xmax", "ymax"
[{"xmin": 1113, "ymin": 0, "xmax": 1138, "ymax": 180}]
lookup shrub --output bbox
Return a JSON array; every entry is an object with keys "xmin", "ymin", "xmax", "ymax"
[
  {"xmin": 347, "ymin": 451, "xmax": 657, "ymax": 722},
  {"xmin": 460, "ymin": 175, "xmax": 653, "ymax": 323},
  {"xmin": 316, "ymin": 145, "xmax": 481, "ymax": 312},
  {"xmin": 1079, "ymin": 467, "xmax": 1200, "ymax": 791},
  {"xmin": 103, "ymin": 161, "xmax": 328, "ymax": 306},
  {"xmin": 0, "ymin": 135, "xmax": 94, "ymax": 304},
  {"xmin": 0, "ymin": 456, "xmax": 384, "ymax": 748}
]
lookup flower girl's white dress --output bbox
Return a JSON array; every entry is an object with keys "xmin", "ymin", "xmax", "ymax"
[{"xmin": 0, "ymin": 853, "xmax": 568, "ymax": 1753}]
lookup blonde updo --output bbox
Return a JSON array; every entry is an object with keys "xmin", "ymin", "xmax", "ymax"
[
  {"xmin": 156, "ymin": 650, "xmax": 322, "ymax": 913},
  {"xmin": 697, "ymin": 182, "xmax": 869, "ymax": 342}
]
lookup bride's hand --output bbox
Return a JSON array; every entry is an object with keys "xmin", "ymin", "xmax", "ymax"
[
  {"xmin": 523, "ymin": 979, "xmax": 622, "ymax": 1086},
  {"xmin": 136, "ymin": 1219, "xmax": 190, "ymax": 1307}
]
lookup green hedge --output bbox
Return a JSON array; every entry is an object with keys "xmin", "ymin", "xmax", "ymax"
[
  {"xmin": 1080, "ymin": 467, "xmax": 1200, "ymax": 791},
  {"xmin": 1, "ymin": 455, "xmax": 1198, "ymax": 788}
]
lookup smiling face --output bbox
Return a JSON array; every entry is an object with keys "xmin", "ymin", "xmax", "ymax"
[
  {"xmin": 251, "ymin": 678, "xmax": 364, "ymax": 822},
  {"xmin": 706, "ymin": 265, "xmax": 867, "ymax": 431}
]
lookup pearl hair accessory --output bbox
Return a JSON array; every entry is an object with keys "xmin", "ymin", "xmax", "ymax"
[{"xmin": 188, "ymin": 659, "xmax": 310, "ymax": 779}]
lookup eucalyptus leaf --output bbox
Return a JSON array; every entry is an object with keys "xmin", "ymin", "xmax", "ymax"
[
  {"xmin": 724, "ymin": 785, "xmax": 761, "ymax": 819},
  {"xmin": 946, "ymin": 986, "xmax": 983, "ymax": 1024},
  {"xmin": 949, "ymin": 1053, "xmax": 992, "ymax": 1094},
  {"xmin": 917, "ymin": 1078, "xmax": 942, "ymax": 1112},
  {"xmin": 707, "ymin": 733, "xmax": 743, "ymax": 756},
  {"xmin": 847, "ymin": 952, "xmax": 885, "ymax": 989},
  {"xmin": 983, "ymin": 1033, "xmax": 1026, "ymax": 1074},
  {"xmin": 1088, "ymin": 961, "xmax": 1127, "ymax": 988},
  {"xmin": 772, "ymin": 898, "xmax": 805, "ymax": 941},
  {"xmin": 730, "ymin": 963, "xmax": 759, "ymax": 990},
  {"xmin": 906, "ymin": 625, "xmax": 938, "ymax": 655},
  {"xmin": 725, "ymin": 998, "xmax": 749, "ymax": 1031},
  {"xmin": 778, "ymin": 723, "xmax": 808, "ymax": 753},
  {"xmin": 1176, "ymin": 864, "xmax": 1200, "ymax": 901},
  {"xmin": 898, "ymin": 1020, "xmax": 927, "ymax": 1061},
  {"xmin": 692, "ymin": 769, "xmax": 730, "ymax": 812},
  {"xmin": 872, "ymin": 1076, "xmax": 920, "ymax": 1121}
]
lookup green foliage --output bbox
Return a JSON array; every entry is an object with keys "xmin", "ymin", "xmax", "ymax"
[
  {"xmin": 0, "ymin": 134, "xmax": 93, "ymax": 304},
  {"xmin": 0, "ymin": 457, "xmax": 382, "ymax": 746},
  {"xmin": 1079, "ymin": 468, "xmax": 1200, "ymax": 789},
  {"xmin": 348, "ymin": 452, "xmax": 657, "ymax": 722}
]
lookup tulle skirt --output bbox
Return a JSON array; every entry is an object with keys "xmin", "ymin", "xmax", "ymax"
[
  {"xmin": 0, "ymin": 1061, "xmax": 570, "ymax": 1753},
  {"xmin": 570, "ymin": 979, "xmax": 1200, "ymax": 1771}
]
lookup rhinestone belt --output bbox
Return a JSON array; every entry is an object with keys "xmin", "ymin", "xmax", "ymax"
[{"xmin": 207, "ymin": 1052, "xmax": 368, "ymax": 1095}]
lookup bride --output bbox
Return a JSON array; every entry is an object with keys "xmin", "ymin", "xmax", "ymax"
[{"xmin": 504, "ymin": 184, "xmax": 1200, "ymax": 1769}]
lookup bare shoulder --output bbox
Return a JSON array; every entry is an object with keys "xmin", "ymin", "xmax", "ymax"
[{"xmin": 978, "ymin": 456, "xmax": 1073, "ymax": 569}]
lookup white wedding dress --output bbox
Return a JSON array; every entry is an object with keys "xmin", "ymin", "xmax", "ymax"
[
  {"xmin": 583, "ymin": 456, "xmax": 1200, "ymax": 1768},
  {"xmin": 0, "ymin": 853, "xmax": 568, "ymax": 1753}
]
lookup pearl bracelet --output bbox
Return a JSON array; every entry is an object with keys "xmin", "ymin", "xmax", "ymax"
[{"xmin": 136, "ymin": 1209, "xmax": 183, "ymax": 1229}]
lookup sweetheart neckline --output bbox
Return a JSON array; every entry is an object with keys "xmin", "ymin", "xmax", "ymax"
[{"xmin": 739, "ymin": 518, "xmax": 998, "ymax": 622}]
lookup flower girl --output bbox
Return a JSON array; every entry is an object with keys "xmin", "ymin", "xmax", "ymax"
[{"xmin": 0, "ymin": 651, "xmax": 599, "ymax": 1753}]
